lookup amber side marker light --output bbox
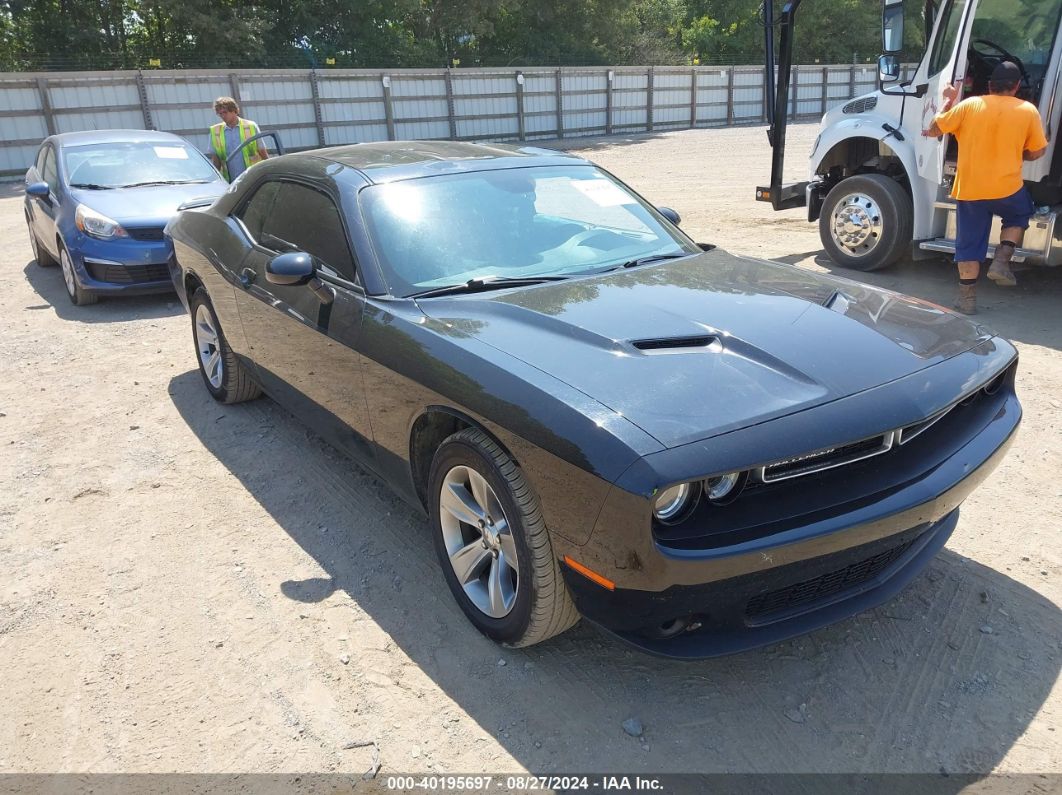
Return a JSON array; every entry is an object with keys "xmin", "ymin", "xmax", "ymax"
[{"xmin": 563, "ymin": 556, "xmax": 616, "ymax": 591}]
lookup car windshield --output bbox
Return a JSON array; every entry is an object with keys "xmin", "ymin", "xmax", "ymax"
[
  {"xmin": 63, "ymin": 141, "xmax": 219, "ymax": 189},
  {"xmin": 359, "ymin": 165, "xmax": 696, "ymax": 297}
]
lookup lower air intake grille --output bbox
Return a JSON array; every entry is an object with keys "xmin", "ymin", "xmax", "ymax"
[
  {"xmin": 86, "ymin": 262, "xmax": 170, "ymax": 284},
  {"xmin": 746, "ymin": 539, "xmax": 915, "ymax": 621},
  {"xmin": 127, "ymin": 227, "xmax": 166, "ymax": 241}
]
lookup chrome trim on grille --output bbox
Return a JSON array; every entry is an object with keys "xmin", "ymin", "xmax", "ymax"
[
  {"xmin": 759, "ymin": 431, "xmax": 896, "ymax": 483},
  {"xmin": 897, "ymin": 405, "xmax": 952, "ymax": 445}
]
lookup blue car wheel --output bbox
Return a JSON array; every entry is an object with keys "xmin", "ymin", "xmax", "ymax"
[
  {"xmin": 58, "ymin": 243, "xmax": 98, "ymax": 306},
  {"xmin": 25, "ymin": 215, "xmax": 57, "ymax": 267}
]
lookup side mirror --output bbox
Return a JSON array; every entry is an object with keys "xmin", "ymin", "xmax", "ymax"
[
  {"xmin": 658, "ymin": 207, "xmax": 681, "ymax": 226},
  {"xmin": 878, "ymin": 55, "xmax": 901, "ymax": 84},
  {"xmin": 26, "ymin": 181, "xmax": 50, "ymax": 199},
  {"xmin": 882, "ymin": 0, "xmax": 904, "ymax": 55},
  {"xmin": 266, "ymin": 251, "xmax": 315, "ymax": 286}
]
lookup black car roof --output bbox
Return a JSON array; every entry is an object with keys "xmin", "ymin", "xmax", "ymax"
[{"xmin": 305, "ymin": 140, "xmax": 590, "ymax": 183}]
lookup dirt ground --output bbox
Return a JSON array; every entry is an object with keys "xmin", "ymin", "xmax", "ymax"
[{"xmin": 1, "ymin": 124, "xmax": 1060, "ymax": 783}]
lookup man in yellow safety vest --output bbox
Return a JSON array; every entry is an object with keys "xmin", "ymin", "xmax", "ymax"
[{"xmin": 210, "ymin": 96, "xmax": 268, "ymax": 182}]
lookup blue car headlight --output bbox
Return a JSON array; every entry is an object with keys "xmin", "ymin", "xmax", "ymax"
[{"xmin": 75, "ymin": 204, "xmax": 128, "ymax": 239}]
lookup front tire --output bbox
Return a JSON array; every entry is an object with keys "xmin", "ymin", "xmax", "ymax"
[
  {"xmin": 189, "ymin": 288, "xmax": 261, "ymax": 404},
  {"xmin": 428, "ymin": 428, "xmax": 578, "ymax": 648},
  {"xmin": 59, "ymin": 243, "xmax": 98, "ymax": 305},
  {"xmin": 819, "ymin": 174, "xmax": 913, "ymax": 271}
]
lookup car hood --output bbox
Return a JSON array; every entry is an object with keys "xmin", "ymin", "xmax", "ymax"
[
  {"xmin": 70, "ymin": 181, "xmax": 227, "ymax": 225},
  {"xmin": 418, "ymin": 250, "xmax": 993, "ymax": 449}
]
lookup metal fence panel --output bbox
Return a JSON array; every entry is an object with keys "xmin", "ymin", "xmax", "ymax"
[
  {"xmin": 48, "ymin": 79, "xmax": 139, "ymax": 109},
  {"xmin": 0, "ymin": 64, "xmax": 905, "ymax": 177},
  {"xmin": 1, "ymin": 144, "xmax": 38, "ymax": 174},
  {"xmin": 57, "ymin": 110, "xmax": 144, "ymax": 132}
]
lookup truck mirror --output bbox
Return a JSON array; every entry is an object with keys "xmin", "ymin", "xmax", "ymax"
[
  {"xmin": 878, "ymin": 55, "xmax": 901, "ymax": 84},
  {"xmin": 882, "ymin": 0, "xmax": 904, "ymax": 54}
]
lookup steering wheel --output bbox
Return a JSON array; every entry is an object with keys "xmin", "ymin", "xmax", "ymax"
[{"xmin": 970, "ymin": 38, "xmax": 1028, "ymax": 89}]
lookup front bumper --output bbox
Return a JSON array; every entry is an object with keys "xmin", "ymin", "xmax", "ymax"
[
  {"xmin": 562, "ymin": 387, "xmax": 1019, "ymax": 659},
  {"xmin": 68, "ymin": 231, "xmax": 175, "ymax": 296}
]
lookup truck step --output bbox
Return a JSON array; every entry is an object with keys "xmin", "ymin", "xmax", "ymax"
[{"xmin": 918, "ymin": 239, "xmax": 1036, "ymax": 262}]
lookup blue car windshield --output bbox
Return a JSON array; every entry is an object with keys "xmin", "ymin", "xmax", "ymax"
[
  {"xmin": 359, "ymin": 165, "xmax": 695, "ymax": 297},
  {"xmin": 63, "ymin": 141, "xmax": 219, "ymax": 188}
]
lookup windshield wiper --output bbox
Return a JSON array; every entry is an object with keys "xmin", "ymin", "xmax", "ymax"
[
  {"xmin": 119, "ymin": 179, "xmax": 212, "ymax": 188},
  {"xmin": 69, "ymin": 182, "xmax": 112, "ymax": 190},
  {"xmin": 410, "ymin": 275, "xmax": 570, "ymax": 299},
  {"xmin": 617, "ymin": 252, "xmax": 695, "ymax": 269}
]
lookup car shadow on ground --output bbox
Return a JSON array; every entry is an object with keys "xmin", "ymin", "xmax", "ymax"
[
  {"xmin": 21, "ymin": 260, "xmax": 183, "ymax": 323},
  {"xmin": 775, "ymin": 251, "xmax": 1062, "ymax": 353},
  {"xmin": 170, "ymin": 369, "xmax": 1061, "ymax": 778}
]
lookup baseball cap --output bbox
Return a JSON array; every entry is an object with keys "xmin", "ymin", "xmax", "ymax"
[{"xmin": 990, "ymin": 61, "xmax": 1022, "ymax": 83}]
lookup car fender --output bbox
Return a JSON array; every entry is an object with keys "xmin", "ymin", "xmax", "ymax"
[{"xmin": 811, "ymin": 117, "xmax": 937, "ymax": 241}]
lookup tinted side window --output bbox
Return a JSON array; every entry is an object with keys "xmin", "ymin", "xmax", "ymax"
[
  {"xmin": 236, "ymin": 181, "xmax": 281, "ymax": 241},
  {"xmin": 928, "ymin": 0, "xmax": 966, "ymax": 77},
  {"xmin": 41, "ymin": 147, "xmax": 58, "ymax": 193},
  {"xmin": 35, "ymin": 145, "xmax": 48, "ymax": 175},
  {"xmin": 261, "ymin": 182, "xmax": 356, "ymax": 281}
]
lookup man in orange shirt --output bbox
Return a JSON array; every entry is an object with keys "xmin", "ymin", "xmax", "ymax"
[{"xmin": 923, "ymin": 62, "xmax": 1047, "ymax": 314}]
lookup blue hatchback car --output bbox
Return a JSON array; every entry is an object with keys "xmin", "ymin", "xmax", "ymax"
[{"xmin": 24, "ymin": 130, "xmax": 228, "ymax": 305}]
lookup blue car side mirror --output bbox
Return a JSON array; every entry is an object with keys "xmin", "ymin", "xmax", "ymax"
[
  {"xmin": 266, "ymin": 251, "xmax": 315, "ymax": 286},
  {"xmin": 658, "ymin": 207, "xmax": 681, "ymax": 226},
  {"xmin": 26, "ymin": 181, "xmax": 50, "ymax": 199}
]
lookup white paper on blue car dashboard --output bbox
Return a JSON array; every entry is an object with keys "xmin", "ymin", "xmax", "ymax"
[
  {"xmin": 572, "ymin": 179, "xmax": 634, "ymax": 207},
  {"xmin": 154, "ymin": 146, "xmax": 189, "ymax": 159}
]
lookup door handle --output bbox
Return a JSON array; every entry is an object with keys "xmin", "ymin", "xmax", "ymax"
[{"xmin": 239, "ymin": 268, "xmax": 256, "ymax": 287}]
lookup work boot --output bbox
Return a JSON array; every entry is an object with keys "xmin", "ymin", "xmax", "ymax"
[
  {"xmin": 987, "ymin": 259, "xmax": 1017, "ymax": 287},
  {"xmin": 953, "ymin": 283, "xmax": 977, "ymax": 315}
]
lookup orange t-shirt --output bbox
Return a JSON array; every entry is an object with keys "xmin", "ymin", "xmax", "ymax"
[{"xmin": 934, "ymin": 94, "xmax": 1048, "ymax": 200}]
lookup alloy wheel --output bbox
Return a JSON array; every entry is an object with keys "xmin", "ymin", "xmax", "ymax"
[
  {"xmin": 195, "ymin": 303, "xmax": 224, "ymax": 389},
  {"xmin": 59, "ymin": 248, "xmax": 77, "ymax": 297},
  {"xmin": 438, "ymin": 464, "xmax": 520, "ymax": 618},
  {"xmin": 829, "ymin": 192, "xmax": 884, "ymax": 259}
]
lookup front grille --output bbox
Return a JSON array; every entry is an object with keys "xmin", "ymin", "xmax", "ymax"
[
  {"xmin": 745, "ymin": 538, "xmax": 915, "ymax": 621},
  {"xmin": 760, "ymin": 433, "xmax": 892, "ymax": 482},
  {"xmin": 127, "ymin": 227, "xmax": 165, "ymax": 241},
  {"xmin": 86, "ymin": 262, "xmax": 170, "ymax": 284},
  {"xmin": 842, "ymin": 96, "xmax": 878, "ymax": 114}
]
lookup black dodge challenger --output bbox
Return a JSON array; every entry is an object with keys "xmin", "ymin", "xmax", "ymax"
[{"xmin": 167, "ymin": 141, "xmax": 1020, "ymax": 658}]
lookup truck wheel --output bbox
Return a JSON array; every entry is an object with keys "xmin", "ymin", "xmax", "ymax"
[
  {"xmin": 819, "ymin": 174, "xmax": 912, "ymax": 271},
  {"xmin": 428, "ymin": 427, "xmax": 579, "ymax": 648}
]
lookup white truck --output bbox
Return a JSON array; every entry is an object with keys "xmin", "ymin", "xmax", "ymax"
[{"xmin": 757, "ymin": 0, "xmax": 1062, "ymax": 271}]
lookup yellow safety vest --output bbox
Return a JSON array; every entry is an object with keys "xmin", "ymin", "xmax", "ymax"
[{"xmin": 210, "ymin": 118, "xmax": 262, "ymax": 181}]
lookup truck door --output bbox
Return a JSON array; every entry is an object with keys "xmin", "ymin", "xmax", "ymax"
[{"xmin": 915, "ymin": 0, "xmax": 976, "ymax": 186}]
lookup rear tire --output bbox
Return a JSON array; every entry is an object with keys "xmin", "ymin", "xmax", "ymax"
[
  {"xmin": 428, "ymin": 427, "xmax": 579, "ymax": 648},
  {"xmin": 27, "ymin": 219, "xmax": 57, "ymax": 267},
  {"xmin": 190, "ymin": 288, "xmax": 261, "ymax": 404},
  {"xmin": 819, "ymin": 174, "xmax": 913, "ymax": 271},
  {"xmin": 59, "ymin": 243, "xmax": 98, "ymax": 305}
]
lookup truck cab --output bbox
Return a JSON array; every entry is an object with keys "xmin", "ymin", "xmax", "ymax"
[{"xmin": 761, "ymin": 0, "xmax": 1062, "ymax": 272}]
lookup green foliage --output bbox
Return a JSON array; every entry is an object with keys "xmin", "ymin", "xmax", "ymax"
[{"xmin": 0, "ymin": 0, "xmax": 912, "ymax": 71}]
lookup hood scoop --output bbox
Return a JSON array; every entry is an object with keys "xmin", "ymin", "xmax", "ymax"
[{"xmin": 631, "ymin": 335, "xmax": 720, "ymax": 355}]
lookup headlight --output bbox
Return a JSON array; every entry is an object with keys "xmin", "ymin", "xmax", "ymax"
[
  {"xmin": 75, "ymin": 204, "xmax": 128, "ymax": 239},
  {"xmin": 652, "ymin": 481, "xmax": 699, "ymax": 524},
  {"xmin": 704, "ymin": 471, "xmax": 744, "ymax": 504}
]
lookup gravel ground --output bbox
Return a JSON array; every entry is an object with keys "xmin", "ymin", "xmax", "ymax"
[{"xmin": 1, "ymin": 123, "xmax": 1060, "ymax": 781}]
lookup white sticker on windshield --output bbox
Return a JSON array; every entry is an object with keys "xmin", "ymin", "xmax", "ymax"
[
  {"xmin": 572, "ymin": 179, "xmax": 634, "ymax": 207},
  {"xmin": 154, "ymin": 146, "xmax": 189, "ymax": 159}
]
